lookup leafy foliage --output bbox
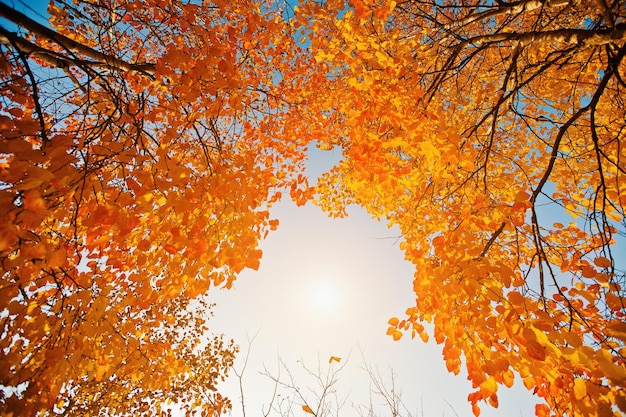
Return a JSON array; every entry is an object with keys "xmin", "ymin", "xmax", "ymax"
[{"xmin": 2, "ymin": 0, "xmax": 626, "ymax": 416}]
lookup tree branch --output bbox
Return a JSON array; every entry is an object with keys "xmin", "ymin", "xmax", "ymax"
[
  {"xmin": 0, "ymin": 2, "xmax": 155, "ymax": 75},
  {"xmin": 479, "ymin": 221, "xmax": 507, "ymax": 258},
  {"xmin": 455, "ymin": 23, "xmax": 626, "ymax": 50},
  {"xmin": 442, "ymin": 0, "xmax": 572, "ymax": 32}
]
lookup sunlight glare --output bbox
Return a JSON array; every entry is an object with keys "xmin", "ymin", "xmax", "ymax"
[{"xmin": 306, "ymin": 274, "xmax": 342, "ymax": 314}]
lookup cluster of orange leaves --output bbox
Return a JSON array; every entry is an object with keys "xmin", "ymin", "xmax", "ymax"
[{"xmin": 1, "ymin": 0, "xmax": 626, "ymax": 416}]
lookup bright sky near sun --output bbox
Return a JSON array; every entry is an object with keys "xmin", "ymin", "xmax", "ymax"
[{"xmin": 207, "ymin": 146, "xmax": 538, "ymax": 417}]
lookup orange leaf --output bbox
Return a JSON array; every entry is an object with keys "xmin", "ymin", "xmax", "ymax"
[
  {"xmin": 302, "ymin": 405, "xmax": 314, "ymax": 414},
  {"xmin": 581, "ymin": 265, "xmax": 596, "ymax": 278},
  {"xmin": 23, "ymin": 190, "xmax": 47, "ymax": 212},
  {"xmin": 593, "ymin": 256, "xmax": 612, "ymax": 268},
  {"xmin": 391, "ymin": 329, "xmax": 403, "ymax": 341},
  {"xmin": 328, "ymin": 356, "xmax": 341, "ymax": 363},
  {"xmin": 163, "ymin": 244, "xmax": 178, "ymax": 254},
  {"xmin": 535, "ymin": 404, "xmax": 550, "ymax": 417},
  {"xmin": 245, "ymin": 249, "xmax": 263, "ymax": 270},
  {"xmin": 0, "ymin": 53, "xmax": 10, "ymax": 75},
  {"xmin": 525, "ymin": 340, "xmax": 546, "ymax": 361},
  {"xmin": 606, "ymin": 292, "xmax": 624, "ymax": 311},
  {"xmin": 606, "ymin": 320, "xmax": 626, "ymax": 341}
]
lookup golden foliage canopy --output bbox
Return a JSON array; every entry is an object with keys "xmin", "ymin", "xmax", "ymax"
[{"xmin": 1, "ymin": 0, "xmax": 626, "ymax": 416}]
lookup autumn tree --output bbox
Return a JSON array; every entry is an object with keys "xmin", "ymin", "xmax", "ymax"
[
  {"xmin": 291, "ymin": 0, "xmax": 626, "ymax": 416},
  {"xmin": 0, "ymin": 0, "xmax": 317, "ymax": 414}
]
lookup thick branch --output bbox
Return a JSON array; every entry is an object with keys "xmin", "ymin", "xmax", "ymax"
[
  {"xmin": 443, "ymin": 0, "xmax": 572, "ymax": 31},
  {"xmin": 0, "ymin": 2, "xmax": 155, "ymax": 75},
  {"xmin": 0, "ymin": 26, "xmax": 72, "ymax": 69},
  {"xmin": 457, "ymin": 23, "xmax": 626, "ymax": 49}
]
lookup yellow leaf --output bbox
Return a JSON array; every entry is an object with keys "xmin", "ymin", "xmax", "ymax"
[
  {"xmin": 596, "ymin": 349, "xmax": 626, "ymax": 383},
  {"xmin": 420, "ymin": 140, "xmax": 440, "ymax": 162},
  {"xmin": 95, "ymin": 363, "xmax": 108, "ymax": 381},
  {"xmin": 573, "ymin": 378, "xmax": 587, "ymax": 400},
  {"xmin": 302, "ymin": 405, "xmax": 314, "ymax": 414},
  {"xmin": 479, "ymin": 376, "xmax": 498, "ymax": 396},
  {"xmin": 328, "ymin": 356, "xmax": 341, "ymax": 363},
  {"xmin": 27, "ymin": 302, "xmax": 38, "ymax": 315},
  {"xmin": 314, "ymin": 51, "xmax": 335, "ymax": 62}
]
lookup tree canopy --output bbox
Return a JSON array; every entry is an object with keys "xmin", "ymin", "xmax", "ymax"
[{"xmin": 1, "ymin": 0, "xmax": 625, "ymax": 416}]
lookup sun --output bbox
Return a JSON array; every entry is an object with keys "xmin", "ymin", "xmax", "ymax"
[{"xmin": 305, "ymin": 275, "xmax": 342, "ymax": 314}]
